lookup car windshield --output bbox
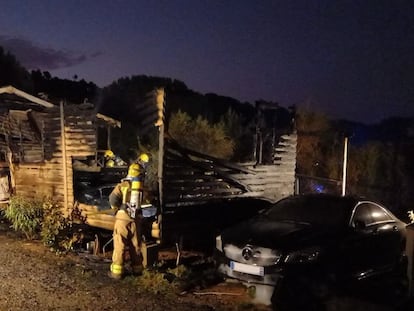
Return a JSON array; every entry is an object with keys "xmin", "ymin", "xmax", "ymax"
[{"xmin": 265, "ymin": 195, "xmax": 354, "ymax": 227}]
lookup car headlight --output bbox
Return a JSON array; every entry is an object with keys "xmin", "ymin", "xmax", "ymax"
[
  {"xmin": 284, "ymin": 246, "xmax": 320, "ymax": 263},
  {"xmin": 215, "ymin": 235, "xmax": 223, "ymax": 252}
]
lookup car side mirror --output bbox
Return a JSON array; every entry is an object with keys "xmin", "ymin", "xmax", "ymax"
[{"xmin": 354, "ymin": 220, "xmax": 366, "ymax": 230}]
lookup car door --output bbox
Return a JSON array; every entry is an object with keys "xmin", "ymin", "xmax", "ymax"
[
  {"xmin": 351, "ymin": 202, "xmax": 403, "ymax": 272},
  {"xmin": 339, "ymin": 202, "xmax": 378, "ymax": 278}
]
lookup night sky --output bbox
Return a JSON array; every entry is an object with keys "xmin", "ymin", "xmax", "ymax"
[{"xmin": 0, "ymin": 0, "xmax": 413, "ymax": 124}]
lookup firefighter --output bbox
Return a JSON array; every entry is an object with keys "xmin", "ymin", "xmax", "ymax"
[
  {"xmin": 108, "ymin": 153, "xmax": 150, "ymax": 279},
  {"xmin": 104, "ymin": 149, "xmax": 127, "ymax": 167},
  {"xmin": 104, "ymin": 150, "xmax": 115, "ymax": 167}
]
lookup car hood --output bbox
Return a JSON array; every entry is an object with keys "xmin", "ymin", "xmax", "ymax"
[{"xmin": 221, "ymin": 217, "xmax": 340, "ymax": 250}]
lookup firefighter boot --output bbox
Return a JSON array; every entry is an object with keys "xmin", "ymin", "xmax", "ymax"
[
  {"xmin": 109, "ymin": 263, "xmax": 123, "ymax": 280},
  {"xmin": 108, "ymin": 271, "xmax": 122, "ymax": 280}
]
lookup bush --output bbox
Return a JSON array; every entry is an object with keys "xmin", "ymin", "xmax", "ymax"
[
  {"xmin": 169, "ymin": 111, "xmax": 235, "ymax": 159},
  {"xmin": 5, "ymin": 196, "xmax": 72, "ymax": 249},
  {"xmin": 134, "ymin": 265, "xmax": 188, "ymax": 296},
  {"xmin": 5, "ymin": 196, "xmax": 43, "ymax": 239},
  {"xmin": 40, "ymin": 198, "xmax": 70, "ymax": 248}
]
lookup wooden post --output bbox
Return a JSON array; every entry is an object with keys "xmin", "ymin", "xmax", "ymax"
[
  {"xmin": 158, "ymin": 124, "xmax": 164, "ymax": 211},
  {"xmin": 156, "ymin": 88, "xmax": 165, "ymax": 211},
  {"xmin": 4, "ymin": 116, "xmax": 15, "ymax": 191},
  {"xmin": 258, "ymin": 132, "xmax": 263, "ymax": 164},
  {"xmin": 41, "ymin": 120, "xmax": 45, "ymax": 161},
  {"xmin": 342, "ymin": 136, "xmax": 348, "ymax": 196},
  {"xmin": 6, "ymin": 148, "xmax": 15, "ymax": 191},
  {"xmin": 60, "ymin": 101, "xmax": 68, "ymax": 211},
  {"xmin": 107, "ymin": 125, "xmax": 111, "ymax": 150},
  {"xmin": 18, "ymin": 121, "xmax": 23, "ymax": 161},
  {"xmin": 253, "ymin": 126, "xmax": 258, "ymax": 163}
]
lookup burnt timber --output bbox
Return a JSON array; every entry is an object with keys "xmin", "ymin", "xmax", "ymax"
[{"xmin": 0, "ymin": 85, "xmax": 121, "ymax": 213}]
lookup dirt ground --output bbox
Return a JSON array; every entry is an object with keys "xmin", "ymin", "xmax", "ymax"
[
  {"xmin": 1, "ymin": 218, "xmax": 414, "ymax": 311},
  {"xmin": 0, "ymin": 219, "xmax": 272, "ymax": 311}
]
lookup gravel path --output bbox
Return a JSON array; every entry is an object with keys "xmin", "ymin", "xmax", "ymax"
[
  {"xmin": 0, "ymin": 224, "xmax": 268, "ymax": 311},
  {"xmin": 1, "ymin": 221, "xmax": 412, "ymax": 311}
]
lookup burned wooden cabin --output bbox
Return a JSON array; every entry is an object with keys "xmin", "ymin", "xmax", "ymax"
[
  {"xmin": 81, "ymin": 89, "xmax": 298, "ymax": 250},
  {"xmin": 156, "ymin": 101, "xmax": 297, "ymax": 247},
  {"xmin": 0, "ymin": 85, "xmax": 123, "ymax": 211}
]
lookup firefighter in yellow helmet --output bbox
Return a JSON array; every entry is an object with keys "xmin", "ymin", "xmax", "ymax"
[
  {"xmin": 104, "ymin": 150, "xmax": 115, "ymax": 168},
  {"xmin": 108, "ymin": 153, "xmax": 150, "ymax": 279},
  {"xmin": 137, "ymin": 153, "xmax": 150, "ymax": 167}
]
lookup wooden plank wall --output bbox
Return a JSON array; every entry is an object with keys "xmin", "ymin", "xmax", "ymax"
[
  {"xmin": 162, "ymin": 132, "xmax": 297, "ymax": 209},
  {"xmin": 13, "ymin": 106, "xmax": 97, "ymax": 210},
  {"xmin": 238, "ymin": 133, "xmax": 297, "ymax": 202}
]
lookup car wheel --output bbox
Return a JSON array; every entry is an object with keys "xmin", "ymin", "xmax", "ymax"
[
  {"xmin": 391, "ymin": 255, "xmax": 409, "ymax": 300},
  {"xmin": 271, "ymin": 276, "xmax": 327, "ymax": 311}
]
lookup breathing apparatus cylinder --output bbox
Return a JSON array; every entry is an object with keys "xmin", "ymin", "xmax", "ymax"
[
  {"xmin": 121, "ymin": 161, "xmax": 147, "ymax": 219},
  {"xmin": 129, "ymin": 177, "xmax": 143, "ymax": 216}
]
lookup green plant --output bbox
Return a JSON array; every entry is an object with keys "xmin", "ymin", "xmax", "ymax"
[
  {"xmin": 40, "ymin": 198, "xmax": 70, "ymax": 248},
  {"xmin": 133, "ymin": 265, "xmax": 189, "ymax": 296},
  {"xmin": 5, "ymin": 196, "xmax": 43, "ymax": 239},
  {"xmin": 169, "ymin": 110, "xmax": 235, "ymax": 159},
  {"xmin": 134, "ymin": 269, "xmax": 175, "ymax": 295}
]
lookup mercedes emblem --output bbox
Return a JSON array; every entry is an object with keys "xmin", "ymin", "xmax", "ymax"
[{"xmin": 242, "ymin": 246, "xmax": 253, "ymax": 260}]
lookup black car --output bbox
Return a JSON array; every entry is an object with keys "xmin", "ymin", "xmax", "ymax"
[
  {"xmin": 76, "ymin": 183, "xmax": 116, "ymax": 210},
  {"xmin": 215, "ymin": 194, "xmax": 407, "ymax": 308}
]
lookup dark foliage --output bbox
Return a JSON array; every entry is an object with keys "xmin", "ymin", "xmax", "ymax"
[
  {"xmin": 97, "ymin": 75, "xmax": 256, "ymax": 126},
  {"xmin": 0, "ymin": 46, "xmax": 33, "ymax": 91},
  {"xmin": 0, "ymin": 45, "xmax": 99, "ymax": 105},
  {"xmin": 31, "ymin": 69, "xmax": 98, "ymax": 104}
]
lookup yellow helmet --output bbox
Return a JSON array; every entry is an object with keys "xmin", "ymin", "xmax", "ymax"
[
  {"xmin": 138, "ymin": 153, "xmax": 150, "ymax": 164},
  {"xmin": 106, "ymin": 159, "xmax": 115, "ymax": 168},
  {"xmin": 127, "ymin": 163, "xmax": 141, "ymax": 178},
  {"xmin": 104, "ymin": 150, "xmax": 114, "ymax": 158}
]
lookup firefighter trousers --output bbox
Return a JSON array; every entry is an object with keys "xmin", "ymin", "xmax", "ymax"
[{"xmin": 110, "ymin": 211, "xmax": 143, "ymax": 277}]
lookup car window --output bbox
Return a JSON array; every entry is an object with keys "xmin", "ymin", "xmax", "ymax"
[
  {"xmin": 265, "ymin": 196, "xmax": 352, "ymax": 227},
  {"xmin": 352, "ymin": 204, "xmax": 373, "ymax": 225},
  {"xmin": 352, "ymin": 202, "xmax": 394, "ymax": 227},
  {"xmin": 368, "ymin": 203, "xmax": 394, "ymax": 223}
]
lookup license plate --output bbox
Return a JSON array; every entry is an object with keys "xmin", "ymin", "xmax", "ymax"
[{"xmin": 230, "ymin": 261, "xmax": 264, "ymax": 276}]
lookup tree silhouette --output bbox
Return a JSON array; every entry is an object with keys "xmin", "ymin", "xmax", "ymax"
[
  {"xmin": 0, "ymin": 46, "xmax": 33, "ymax": 91},
  {"xmin": 31, "ymin": 69, "xmax": 98, "ymax": 104}
]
